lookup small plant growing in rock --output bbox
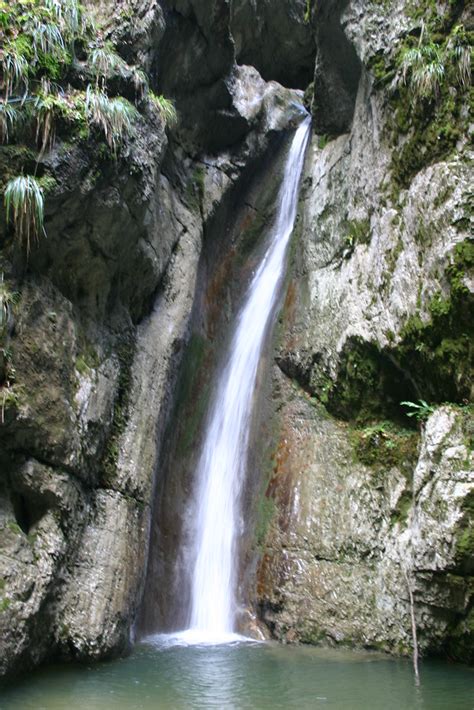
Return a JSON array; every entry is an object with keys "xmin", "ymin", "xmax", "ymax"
[
  {"xmin": 401, "ymin": 399, "xmax": 435, "ymax": 421},
  {"xmin": 4, "ymin": 175, "xmax": 45, "ymax": 253},
  {"xmin": 400, "ymin": 39, "xmax": 445, "ymax": 101},
  {"xmin": 85, "ymin": 86, "xmax": 139, "ymax": 154},
  {"xmin": 0, "ymin": 101, "xmax": 23, "ymax": 143},
  {"xmin": 398, "ymin": 23, "xmax": 472, "ymax": 103},
  {"xmin": 446, "ymin": 25, "xmax": 472, "ymax": 89},
  {"xmin": 89, "ymin": 43, "xmax": 129, "ymax": 88},
  {"xmin": 149, "ymin": 92, "xmax": 178, "ymax": 127}
]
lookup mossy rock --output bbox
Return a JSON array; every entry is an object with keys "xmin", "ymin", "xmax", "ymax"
[
  {"xmin": 395, "ymin": 240, "xmax": 473, "ymax": 404},
  {"xmin": 322, "ymin": 337, "xmax": 418, "ymax": 425}
]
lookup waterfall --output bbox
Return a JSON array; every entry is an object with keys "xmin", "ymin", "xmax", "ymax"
[{"xmin": 176, "ymin": 117, "xmax": 311, "ymax": 644}]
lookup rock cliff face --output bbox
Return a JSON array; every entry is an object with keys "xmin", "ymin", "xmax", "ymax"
[
  {"xmin": 255, "ymin": 0, "xmax": 473, "ymax": 662},
  {"xmin": 0, "ymin": 0, "xmax": 306, "ymax": 676},
  {"xmin": 0, "ymin": 0, "xmax": 472, "ymax": 677}
]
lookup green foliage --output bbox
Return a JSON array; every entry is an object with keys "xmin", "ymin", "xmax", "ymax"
[
  {"xmin": 1, "ymin": 43, "xmax": 30, "ymax": 100},
  {"xmin": 400, "ymin": 40, "xmax": 445, "ymax": 101},
  {"xmin": 368, "ymin": 12, "xmax": 472, "ymax": 191},
  {"xmin": 4, "ymin": 175, "xmax": 45, "ymax": 252},
  {"xmin": 89, "ymin": 43, "xmax": 129, "ymax": 87},
  {"xmin": 0, "ymin": 0, "xmax": 166, "ymax": 247},
  {"xmin": 399, "ymin": 23, "xmax": 471, "ymax": 103},
  {"xmin": 400, "ymin": 399, "xmax": 435, "ymax": 421},
  {"xmin": 396, "ymin": 240, "xmax": 473, "ymax": 404},
  {"xmin": 149, "ymin": 92, "xmax": 178, "ymax": 127},
  {"xmin": 85, "ymin": 87, "xmax": 139, "ymax": 154},
  {"xmin": 343, "ymin": 218, "xmax": 371, "ymax": 250},
  {"xmin": 34, "ymin": 83, "xmax": 87, "ymax": 153},
  {"xmin": 446, "ymin": 24, "xmax": 472, "ymax": 88},
  {"xmin": 0, "ymin": 102, "xmax": 23, "ymax": 143},
  {"xmin": 0, "ymin": 0, "xmax": 80, "ymax": 93},
  {"xmin": 351, "ymin": 420, "xmax": 419, "ymax": 473}
]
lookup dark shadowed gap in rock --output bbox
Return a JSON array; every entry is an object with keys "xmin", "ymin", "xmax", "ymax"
[
  {"xmin": 312, "ymin": 0, "xmax": 362, "ymax": 134},
  {"xmin": 11, "ymin": 492, "xmax": 33, "ymax": 535}
]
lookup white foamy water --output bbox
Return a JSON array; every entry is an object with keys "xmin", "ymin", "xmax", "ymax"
[{"xmin": 184, "ymin": 117, "xmax": 311, "ymax": 641}]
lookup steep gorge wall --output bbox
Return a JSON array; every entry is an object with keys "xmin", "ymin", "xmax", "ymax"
[
  {"xmin": 256, "ymin": 0, "xmax": 473, "ymax": 662},
  {"xmin": 0, "ymin": 0, "xmax": 309, "ymax": 676},
  {"xmin": 0, "ymin": 0, "xmax": 471, "ymax": 677}
]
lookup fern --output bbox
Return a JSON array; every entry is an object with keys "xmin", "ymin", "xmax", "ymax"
[{"xmin": 4, "ymin": 176, "xmax": 45, "ymax": 254}]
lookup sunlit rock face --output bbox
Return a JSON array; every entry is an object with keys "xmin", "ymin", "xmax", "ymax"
[{"xmin": 254, "ymin": 0, "xmax": 473, "ymax": 662}]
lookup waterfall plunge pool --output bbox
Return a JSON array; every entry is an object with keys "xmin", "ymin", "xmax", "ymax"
[{"xmin": 1, "ymin": 641, "xmax": 473, "ymax": 709}]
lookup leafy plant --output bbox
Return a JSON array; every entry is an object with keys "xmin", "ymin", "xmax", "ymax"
[
  {"xmin": 4, "ymin": 175, "xmax": 45, "ymax": 253},
  {"xmin": 30, "ymin": 17, "xmax": 65, "ymax": 58},
  {"xmin": 446, "ymin": 25, "xmax": 472, "ymax": 88},
  {"xmin": 85, "ymin": 86, "xmax": 139, "ymax": 153},
  {"xmin": 89, "ymin": 44, "xmax": 129, "ymax": 87},
  {"xmin": 44, "ymin": 0, "xmax": 81, "ymax": 36},
  {"xmin": 0, "ymin": 101, "xmax": 23, "ymax": 143},
  {"xmin": 132, "ymin": 68, "xmax": 148, "ymax": 96},
  {"xmin": 149, "ymin": 92, "xmax": 178, "ymax": 127},
  {"xmin": 34, "ymin": 81, "xmax": 85, "ymax": 153},
  {"xmin": 1, "ymin": 44, "xmax": 30, "ymax": 100},
  {"xmin": 400, "ymin": 41, "xmax": 445, "ymax": 101},
  {"xmin": 401, "ymin": 399, "xmax": 435, "ymax": 421},
  {"xmin": 398, "ymin": 22, "xmax": 472, "ymax": 103}
]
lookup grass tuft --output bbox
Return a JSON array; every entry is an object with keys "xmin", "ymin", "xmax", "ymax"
[{"xmin": 4, "ymin": 175, "xmax": 45, "ymax": 254}]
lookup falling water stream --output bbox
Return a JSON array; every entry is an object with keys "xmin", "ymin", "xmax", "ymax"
[
  {"xmin": 172, "ymin": 116, "xmax": 311, "ymax": 643},
  {"xmin": 2, "ymin": 116, "xmax": 473, "ymax": 709}
]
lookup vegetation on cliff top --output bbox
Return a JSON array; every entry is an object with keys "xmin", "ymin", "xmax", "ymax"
[
  {"xmin": 369, "ymin": 2, "xmax": 472, "ymax": 191},
  {"xmin": 0, "ymin": 0, "xmax": 176, "ymax": 247}
]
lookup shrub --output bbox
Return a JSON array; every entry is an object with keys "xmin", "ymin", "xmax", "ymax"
[{"xmin": 4, "ymin": 175, "xmax": 45, "ymax": 253}]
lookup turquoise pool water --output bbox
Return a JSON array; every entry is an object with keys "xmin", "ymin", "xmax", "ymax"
[{"xmin": 1, "ymin": 639, "xmax": 473, "ymax": 709}]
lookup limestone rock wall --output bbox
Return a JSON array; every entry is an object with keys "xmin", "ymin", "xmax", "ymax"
[
  {"xmin": 255, "ymin": 0, "xmax": 473, "ymax": 662},
  {"xmin": 0, "ymin": 0, "xmax": 307, "ymax": 677}
]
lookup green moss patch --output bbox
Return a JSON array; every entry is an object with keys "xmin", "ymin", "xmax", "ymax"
[
  {"xmin": 351, "ymin": 421, "xmax": 420, "ymax": 473},
  {"xmin": 367, "ymin": 5, "xmax": 472, "ymax": 194},
  {"xmin": 101, "ymin": 338, "xmax": 134, "ymax": 483},
  {"xmin": 395, "ymin": 239, "xmax": 473, "ymax": 404},
  {"xmin": 322, "ymin": 337, "xmax": 418, "ymax": 425}
]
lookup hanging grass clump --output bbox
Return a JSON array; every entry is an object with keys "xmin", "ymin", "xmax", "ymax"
[{"xmin": 4, "ymin": 175, "xmax": 45, "ymax": 254}]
